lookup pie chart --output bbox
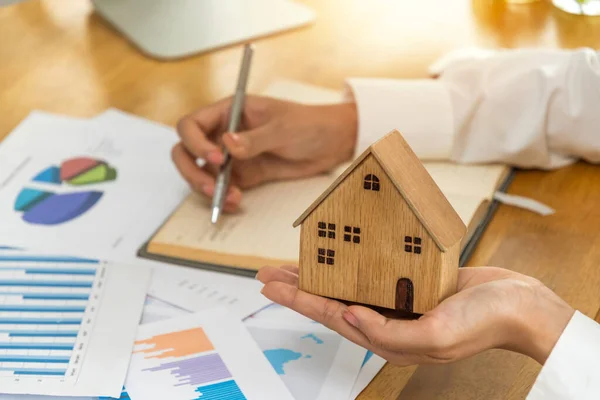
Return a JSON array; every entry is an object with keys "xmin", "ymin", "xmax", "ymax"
[{"xmin": 14, "ymin": 157, "xmax": 117, "ymax": 225}]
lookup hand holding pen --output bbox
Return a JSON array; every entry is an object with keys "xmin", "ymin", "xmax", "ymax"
[{"xmin": 171, "ymin": 49, "xmax": 359, "ymax": 220}]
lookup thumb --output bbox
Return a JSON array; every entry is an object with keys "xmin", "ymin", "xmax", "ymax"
[
  {"xmin": 343, "ymin": 306, "xmax": 445, "ymax": 353},
  {"xmin": 222, "ymin": 125, "xmax": 283, "ymax": 160}
]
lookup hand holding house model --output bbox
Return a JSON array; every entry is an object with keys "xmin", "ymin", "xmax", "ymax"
[{"xmin": 293, "ymin": 129, "xmax": 467, "ymax": 315}]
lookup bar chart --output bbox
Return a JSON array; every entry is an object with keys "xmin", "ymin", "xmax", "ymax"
[
  {"xmin": 0, "ymin": 251, "xmax": 150, "ymax": 397},
  {"xmin": 0, "ymin": 254, "xmax": 100, "ymax": 380},
  {"xmin": 125, "ymin": 310, "xmax": 294, "ymax": 400}
]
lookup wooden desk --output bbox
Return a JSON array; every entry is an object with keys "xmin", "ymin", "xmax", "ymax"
[{"xmin": 2, "ymin": 1, "xmax": 600, "ymax": 398}]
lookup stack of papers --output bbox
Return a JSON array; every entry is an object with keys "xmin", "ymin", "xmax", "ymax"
[{"xmin": 0, "ymin": 109, "xmax": 384, "ymax": 399}]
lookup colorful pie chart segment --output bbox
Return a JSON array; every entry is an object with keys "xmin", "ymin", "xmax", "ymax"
[
  {"xmin": 60, "ymin": 157, "xmax": 104, "ymax": 181},
  {"xmin": 14, "ymin": 189, "xmax": 52, "ymax": 212},
  {"xmin": 68, "ymin": 163, "xmax": 117, "ymax": 186},
  {"xmin": 33, "ymin": 167, "xmax": 61, "ymax": 184},
  {"xmin": 13, "ymin": 157, "xmax": 117, "ymax": 226}
]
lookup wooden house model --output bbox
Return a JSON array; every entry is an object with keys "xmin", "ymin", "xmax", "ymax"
[{"xmin": 293, "ymin": 130, "xmax": 466, "ymax": 314}]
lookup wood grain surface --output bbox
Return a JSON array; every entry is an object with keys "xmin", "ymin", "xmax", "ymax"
[
  {"xmin": 298, "ymin": 153, "xmax": 446, "ymax": 313},
  {"xmin": 2, "ymin": 1, "xmax": 600, "ymax": 399}
]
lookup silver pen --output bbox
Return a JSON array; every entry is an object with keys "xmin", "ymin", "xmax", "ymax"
[{"xmin": 211, "ymin": 43, "xmax": 254, "ymax": 224}]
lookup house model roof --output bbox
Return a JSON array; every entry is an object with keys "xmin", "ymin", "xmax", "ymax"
[{"xmin": 293, "ymin": 129, "xmax": 466, "ymax": 252}]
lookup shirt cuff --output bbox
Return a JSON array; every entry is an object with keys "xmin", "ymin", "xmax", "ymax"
[
  {"xmin": 343, "ymin": 78, "xmax": 455, "ymax": 160},
  {"xmin": 527, "ymin": 310, "xmax": 600, "ymax": 399}
]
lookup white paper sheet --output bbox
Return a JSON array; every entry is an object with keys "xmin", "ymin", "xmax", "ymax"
[
  {"xmin": 0, "ymin": 251, "xmax": 150, "ymax": 397},
  {"xmin": 0, "ymin": 110, "xmax": 189, "ymax": 261},
  {"xmin": 349, "ymin": 351, "xmax": 387, "ymax": 399},
  {"xmin": 140, "ymin": 296, "xmax": 188, "ymax": 325},
  {"xmin": 124, "ymin": 308, "xmax": 294, "ymax": 400},
  {"xmin": 244, "ymin": 319, "xmax": 367, "ymax": 400},
  {"xmin": 148, "ymin": 269, "xmax": 271, "ymax": 320}
]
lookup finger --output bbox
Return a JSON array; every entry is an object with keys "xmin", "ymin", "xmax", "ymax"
[
  {"xmin": 200, "ymin": 182, "xmax": 243, "ymax": 207},
  {"xmin": 177, "ymin": 107, "xmax": 224, "ymax": 161},
  {"xmin": 231, "ymin": 156, "xmax": 327, "ymax": 189},
  {"xmin": 172, "ymin": 143, "xmax": 216, "ymax": 192},
  {"xmin": 222, "ymin": 125, "xmax": 287, "ymax": 160},
  {"xmin": 260, "ymin": 282, "xmax": 408, "ymax": 359},
  {"xmin": 343, "ymin": 305, "xmax": 450, "ymax": 353},
  {"xmin": 261, "ymin": 282, "xmax": 368, "ymax": 342},
  {"xmin": 255, "ymin": 266, "xmax": 298, "ymax": 286},
  {"xmin": 280, "ymin": 265, "xmax": 299, "ymax": 274},
  {"xmin": 172, "ymin": 143, "xmax": 242, "ymax": 212}
]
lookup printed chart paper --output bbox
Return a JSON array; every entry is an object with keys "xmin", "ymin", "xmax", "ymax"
[
  {"xmin": 244, "ymin": 319, "xmax": 367, "ymax": 400},
  {"xmin": 125, "ymin": 309, "xmax": 294, "ymax": 400},
  {"xmin": 148, "ymin": 269, "xmax": 271, "ymax": 319},
  {"xmin": 0, "ymin": 386, "xmax": 130, "ymax": 400},
  {"xmin": 0, "ymin": 110, "xmax": 189, "ymax": 261},
  {"xmin": 0, "ymin": 251, "xmax": 150, "ymax": 397},
  {"xmin": 350, "ymin": 351, "xmax": 387, "ymax": 399},
  {"xmin": 140, "ymin": 296, "xmax": 187, "ymax": 325}
]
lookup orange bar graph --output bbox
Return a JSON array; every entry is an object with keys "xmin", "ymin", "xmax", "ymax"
[{"xmin": 134, "ymin": 328, "xmax": 214, "ymax": 359}]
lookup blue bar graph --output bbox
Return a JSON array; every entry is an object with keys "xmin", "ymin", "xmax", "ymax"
[
  {"xmin": 0, "ymin": 254, "xmax": 101, "ymax": 381},
  {"xmin": 0, "ymin": 318, "xmax": 82, "ymax": 325},
  {"xmin": 0, "ymin": 342, "xmax": 74, "ymax": 350},
  {"xmin": 25, "ymin": 268, "xmax": 96, "ymax": 275},
  {"xmin": 0, "ymin": 268, "xmax": 97, "ymax": 275},
  {"xmin": 0, "ymin": 355, "xmax": 70, "ymax": 363},
  {"xmin": 0, "ymin": 330, "xmax": 79, "ymax": 338},
  {"xmin": 0, "ymin": 292, "xmax": 89, "ymax": 300},
  {"xmin": 0, "ymin": 305, "xmax": 86, "ymax": 312},
  {"xmin": 0, "ymin": 367, "xmax": 66, "ymax": 376},
  {"xmin": 14, "ymin": 370, "xmax": 66, "ymax": 376},
  {"xmin": 0, "ymin": 280, "xmax": 93, "ymax": 288},
  {"xmin": 0, "ymin": 255, "xmax": 98, "ymax": 264},
  {"xmin": 25, "ymin": 293, "xmax": 89, "ymax": 300}
]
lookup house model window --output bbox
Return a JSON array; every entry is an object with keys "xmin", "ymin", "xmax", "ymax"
[
  {"xmin": 318, "ymin": 222, "xmax": 336, "ymax": 239},
  {"xmin": 404, "ymin": 236, "xmax": 422, "ymax": 254},
  {"xmin": 344, "ymin": 226, "xmax": 361, "ymax": 244},
  {"xmin": 318, "ymin": 248, "xmax": 335, "ymax": 265},
  {"xmin": 363, "ymin": 174, "xmax": 380, "ymax": 191}
]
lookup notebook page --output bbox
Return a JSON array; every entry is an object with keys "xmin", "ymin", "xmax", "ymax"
[
  {"xmin": 424, "ymin": 162, "xmax": 506, "ymax": 200},
  {"xmin": 151, "ymin": 165, "xmax": 348, "ymax": 264}
]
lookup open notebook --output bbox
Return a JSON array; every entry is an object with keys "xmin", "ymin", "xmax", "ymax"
[{"xmin": 138, "ymin": 80, "xmax": 512, "ymax": 277}]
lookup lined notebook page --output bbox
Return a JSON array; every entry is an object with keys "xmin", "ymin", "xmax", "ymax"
[
  {"xmin": 148, "ymin": 80, "xmax": 507, "ymax": 268},
  {"xmin": 151, "ymin": 167, "xmax": 345, "ymax": 266}
]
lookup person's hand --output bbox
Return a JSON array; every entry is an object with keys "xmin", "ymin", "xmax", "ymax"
[
  {"xmin": 256, "ymin": 265, "xmax": 575, "ymax": 366},
  {"xmin": 172, "ymin": 96, "xmax": 358, "ymax": 212}
]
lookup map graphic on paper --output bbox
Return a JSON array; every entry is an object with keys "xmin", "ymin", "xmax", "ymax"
[
  {"xmin": 246, "ymin": 323, "xmax": 366, "ymax": 400},
  {"xmin": 14, "ymin": 157, "xmax": 117, "ymax": 225}
]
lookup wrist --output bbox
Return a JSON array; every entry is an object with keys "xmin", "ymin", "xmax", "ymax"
[
  {"xmin": 313, "ymin": 102, "xmax": 358, "ymax": 164},
  {"xmin": 336, "ymin": 101, "xmax": 358, "ymax": 162},
  {"xmin": 510, "ymin": 280, "xmax": 575, "ymax": 365}
]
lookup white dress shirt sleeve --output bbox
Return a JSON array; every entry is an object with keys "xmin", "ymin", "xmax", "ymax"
[
  {"xmin": 344, "ymin": 48, "xmax": 600, "ymax": 169},
  {"xmin": 527, "ymin": 310, "xmax": 600, "ymax": 399}
]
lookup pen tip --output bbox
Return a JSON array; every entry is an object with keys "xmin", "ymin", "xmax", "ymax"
[{"xmin": 211, "ymin": 207, "xmax": 220, "ymax": 224}]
